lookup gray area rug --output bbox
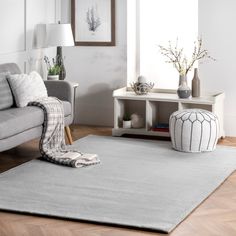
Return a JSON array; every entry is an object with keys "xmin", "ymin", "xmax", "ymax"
[{"xmin": 1, "ymin": 135, "xmax": 236, "ymax": 233}]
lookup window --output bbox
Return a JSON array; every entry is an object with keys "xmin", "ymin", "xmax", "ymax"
[{"xmin": 127, "ymin": 0, "xmax": 198, "ymax": 89}]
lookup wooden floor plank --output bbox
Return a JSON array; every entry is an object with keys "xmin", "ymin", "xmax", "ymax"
[{"xmin": 0, "ymin": 126, "xmax": 236, "ymax": 236}]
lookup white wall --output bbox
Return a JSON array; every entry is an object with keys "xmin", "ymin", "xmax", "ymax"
[
  {"xmin": 138, "ymin": 0, "xmax": 198, "ymax": 89},
  {"xmin": 0, "ymin": 0, "xmax": 60, "ymax": 74},
  {"xmin": 199, "ymin": 0, "xmax": 236, "ymax": 136},
  {"xmin": 61, "ymin": 0, "xmax": 127, "ymax": 126}
]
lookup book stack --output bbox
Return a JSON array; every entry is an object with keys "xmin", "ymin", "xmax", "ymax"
[{"xmin": 152, "ymin": 123, "xmax": 169, "ymax": 132}]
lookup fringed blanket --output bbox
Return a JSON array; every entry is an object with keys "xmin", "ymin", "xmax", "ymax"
[{"xmin": 28, "ymin": 97, "xmax": 100, "ymax": 168}]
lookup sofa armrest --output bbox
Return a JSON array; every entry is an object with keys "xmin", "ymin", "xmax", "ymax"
[
  {"xmin": 44, "ymin": 80, "xmax": 73, "ymax": 104},
  {"xmin": 44, "ymin": 80, "xmax": 74, "ymax": 121}
]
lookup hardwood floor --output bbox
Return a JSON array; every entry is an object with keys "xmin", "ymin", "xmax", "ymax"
[{"xmin": 0, "ymin": 126, "xmax": 236, "ymax": 236}]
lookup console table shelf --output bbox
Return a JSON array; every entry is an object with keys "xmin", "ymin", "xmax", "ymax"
[{"xmin": 112, "ymin": 87, "xmax": 225, "ymax": 138}]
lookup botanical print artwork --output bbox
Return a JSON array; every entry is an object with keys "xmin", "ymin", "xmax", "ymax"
[
  {"xmin": 86, "ymin": 5, "xmax": 101, "ymax": 33},
  {"xmin": 72, "ymin": 0, "xmax": 115, "ymax": 46}
]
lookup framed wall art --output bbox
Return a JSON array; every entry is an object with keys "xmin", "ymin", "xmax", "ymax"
[{"xmin": 71, "ymin": 0, "xmax": 115, "ymax": 46}]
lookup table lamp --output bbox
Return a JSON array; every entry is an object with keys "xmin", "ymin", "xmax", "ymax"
[{"xmin": 47, "ymin": 22, "xmax": 74, "ymax": 80}]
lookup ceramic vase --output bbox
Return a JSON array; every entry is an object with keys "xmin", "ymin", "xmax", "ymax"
[
  {"xmin": 123, "ymin": 120, "xmax": 132, "ymax": 129},
  {"xmin": 177, "ymin": 75, "xmax": 191, "ymax": 98},
  {"xmin": 47, "ymin": 75, "xmax": 59, "ymax": 81},
  {"xmin": 192, "ymin": 68, "xmax": 200, "ymax": 97},
  {"xmin": 56, "ymin": 47, "xmax": 66, "ymax": 80}
]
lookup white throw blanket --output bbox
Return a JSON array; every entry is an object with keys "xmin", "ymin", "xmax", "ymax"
[{"xmin": 28, "ymin": 97, "xmax": 100, "ymax": 168}]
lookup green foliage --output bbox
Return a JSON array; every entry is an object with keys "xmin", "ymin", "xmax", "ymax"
[
  {"xmin": 44, "ymin": 56, "xmax": 61, "ymax": 76},
  {"xmin": 123, "ymin": 114, "xmax": 131, "ymax": 121},
  {"xmin": 48, "ymin": 64, "xmax": 61, "ymax": 75}
]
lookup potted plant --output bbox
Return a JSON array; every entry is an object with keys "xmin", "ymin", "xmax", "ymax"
[
  {"xmin": 44, "ymin": 56, "xmax": 61, "ymax": 80},
  {"xmin": 158, "ymin": 38, "xmax": 215, "ymax": 98},
  {"xmin": 123, "ymin": 114, "xmax": 132, "ymax": 129}
]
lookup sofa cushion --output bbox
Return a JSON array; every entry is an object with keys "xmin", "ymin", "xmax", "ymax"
[
  {"xmin": 0, "ymin": 101, "xmax": 71, "ymax": 140},
  {"xmin": 7, "ymin": 71, "xmax": 48, "ymax": 108},
  {"xmin": 0, "ymin": 72, "xmax": 13, "ymax": 110}
]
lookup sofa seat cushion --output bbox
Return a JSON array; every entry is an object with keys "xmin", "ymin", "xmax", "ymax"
[{"xmin": 0, "ymin": 101, "xmax": 71, "ymax": 140}]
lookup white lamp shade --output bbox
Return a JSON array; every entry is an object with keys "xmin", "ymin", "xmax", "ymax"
[
  {"xmin": 33, "ymin": 24, "xmax": 47, "ymax": 49},
  {"xmin": 47, "ymin": 23, "xmax": 74, "ymax": 47}
]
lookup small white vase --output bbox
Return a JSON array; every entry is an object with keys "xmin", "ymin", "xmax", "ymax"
[
  {"xmin": 47, "ymin": 75, "xmax": 59, "ymax": 81},
  {"xmin": 123, "ymin": 120, "xmax": 132, "ymax": 129}
]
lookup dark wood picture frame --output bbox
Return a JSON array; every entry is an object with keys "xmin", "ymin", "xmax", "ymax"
[{"xmin": 71, "ymin": 0, "xmax": 115, "ymax": 46}]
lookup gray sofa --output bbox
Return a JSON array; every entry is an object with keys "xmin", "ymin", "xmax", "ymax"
[{"xmin": 0, "ymin": 63, "xmax": 74, "ymax": 152}]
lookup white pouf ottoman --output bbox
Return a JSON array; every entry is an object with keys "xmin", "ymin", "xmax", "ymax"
[{"xmin": 169, "ymin": 109, "xmax": 219, "ymax": 152}]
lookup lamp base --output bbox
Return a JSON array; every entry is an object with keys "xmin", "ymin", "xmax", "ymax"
[{"xmin": 56, "ymin": 46, "xmax": 66, "ymax": 80}]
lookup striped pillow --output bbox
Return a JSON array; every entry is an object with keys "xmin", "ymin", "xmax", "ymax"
[{"xmin": 0, "ymin": 72, "xmax": 13, "ymax": 110}]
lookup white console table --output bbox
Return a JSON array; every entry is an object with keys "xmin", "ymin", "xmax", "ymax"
[{"xmin": 112, "ymin": 87, "xmax": 225, "ymax": 138}]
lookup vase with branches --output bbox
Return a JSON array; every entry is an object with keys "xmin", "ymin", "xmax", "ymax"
[{"xmin": 159, "ymin": 38, "xmax": 215, "ymax": 98}]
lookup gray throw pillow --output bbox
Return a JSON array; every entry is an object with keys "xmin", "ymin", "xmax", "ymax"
[
  {"xmin": 0, "ymin": 72, "xmax": 14, "ymax": 110},
  {"xmin": 7, "ymin": 71, "xmax": 48, "ymax": 108}
]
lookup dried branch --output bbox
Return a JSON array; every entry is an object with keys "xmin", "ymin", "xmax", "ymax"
[{"xmin": 158, "ymin": 37, "xmax": 215, "ymax": 76}]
